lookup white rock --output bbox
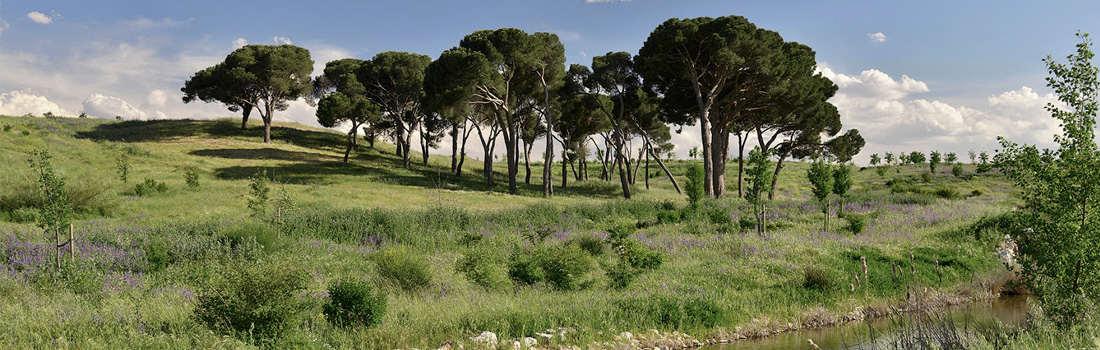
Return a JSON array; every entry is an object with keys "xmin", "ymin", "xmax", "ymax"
[
  {"xmin": 512, "ymin": 340, "xmax": 521, "ymax": 349},
  {"xmin": 619, "ymin": 331, "xmax": 633, "ymax": 340},
  {"xmin": 471, "ymin": 331, "xmax": 498, "ymax": 347},
  {"xmin": 523, "ymin": 337, "xmax": 538, "ymax": 347}
]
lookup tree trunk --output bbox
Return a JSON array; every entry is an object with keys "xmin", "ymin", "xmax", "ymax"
[
  {"xmin": 648, "ymin": 147, "xmax": 681, "ymax": 194},
  {"xmin": 645, "ymin": 142, "xmax": 651, "ymax": 190},
  {"xmin": 505, "ymin": 120, "xmax": 519, "ymax": 195},
  {"xmin": 262, "ymin": 106, "xmax": 273, "ymax": 143},
  {"xmin": 768, "ymin": 152, "xmax": 788, "ymax": 200},
  {"xmin": 541, "ymin": 76, "xmax": 554, "ymax": 198},
  {"xmin": 710, "ymin": 127, "xmax": 728, "ymax": 197},
  {"xmin": 616, "ymin": 149, "xmax": 632, "ymax": 199},
  {"xmin": 561, "ymin": 148, "xmax": 569, "ymax": 189},
  {"xmin": 523, "ymin": 140, "xmax": 532, "ymax": 185},
  {"xmin": 451, "ymin": 123, "xmax": 459, "ymax": 174},
  {"xmin": 457, "ymin": 122, "xmax": 469, "ymax": 178},
  {"xmin": 736, "ymin": 132, "xmax": 747, "ymax": 198},
  {"xmin": 241, "ymin": 105, "xmax": 252, "ymax": 130},
  {"xmin": 343, "ymin": 126, "xmax": 357, "ymax": 163}
]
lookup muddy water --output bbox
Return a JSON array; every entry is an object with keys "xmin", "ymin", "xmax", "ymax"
[{"xmin": 706, "ymin": 295, "xmax": 1031, "ymax": 350}]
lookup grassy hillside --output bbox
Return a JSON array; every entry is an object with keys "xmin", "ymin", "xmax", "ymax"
[{"xmin": 0, "ymin": 115, "xmax": 1021, "ymax": 349}]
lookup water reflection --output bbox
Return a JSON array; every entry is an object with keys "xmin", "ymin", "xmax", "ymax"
[{"xmin": 706, "ymin": 295, "xmax": 1030, "ymax": 350}]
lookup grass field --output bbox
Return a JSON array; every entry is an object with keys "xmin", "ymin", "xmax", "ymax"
[{"xmin": 0, "ymin": 115, "xmax": 1027, "ymax": 349}]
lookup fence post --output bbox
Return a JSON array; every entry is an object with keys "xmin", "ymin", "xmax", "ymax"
[{"xmin": 69, "ymin": 223, "xmax": 75, "ymax": 263}]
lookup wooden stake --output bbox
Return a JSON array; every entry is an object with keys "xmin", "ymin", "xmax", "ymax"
[
  {"xmin": 69, "ymin": 223, "xmax": 75, "ymax": 262},
  {"xmin": 55, "ymin": 226, "xmax": 61, "ymax": 269}
]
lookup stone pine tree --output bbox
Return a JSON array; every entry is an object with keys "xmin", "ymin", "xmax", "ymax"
[
  {"xmin": 807, "ymin": 158, "xmax": 832, "ymax": 233},
  {"xmin": 929, "ymin": 150, "xmax": 941, "ymax": 173},
  {"xmin": 997, "ymin": 32, "xmax": 1100, "ymax": 325},
  {"xmin": 183, "ymin": 44, "xmax": 313, "ymax": 143},
  {"xmin": 316, "ymin": 93, "xmax": 381, "ymax": 162}
]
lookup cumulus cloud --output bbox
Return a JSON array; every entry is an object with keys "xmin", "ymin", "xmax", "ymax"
[
  {"xmin": 123, "ymin": 17, "xmax": 191, "ymax": 30},
  {"xmin": 0, "ymin": 19, "xmax": 10, "ymax": 34},
  {"xmin": 27, "ymin": 11, "xmax": 54, "ymax": 24},
  {"xmin": 146, "ymin": 89, "xmax": 169, "ymax": 107},
  {"xmin": 819, "ymin": 65, "xmax": 1061, "ymax": 164},
  {"xmin": 867, "ymin": 32, "xmax": 887, "ymax": 43},
  {"xmin": 0, "ymin": 90, "xmax": 72, "ymax": 116},
  {"xmin": 82, "ymin": 94, "xmax": 148, "ymax": 120},
  {"xmin": 274, "ymin": 36, "xmax": 292, "ymax": 45},
  {"xmin": 232, "ymin": 37, "xmax": 248, "ymax": 49}
]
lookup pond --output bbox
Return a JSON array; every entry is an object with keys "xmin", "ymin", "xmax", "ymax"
[{"xmin": 705, "ymin": 295, "xmax": 1031, "ymax": 350}]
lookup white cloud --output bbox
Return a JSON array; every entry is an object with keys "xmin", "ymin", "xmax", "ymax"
[
  {"xmin": 867, "ymin": 32, "xmax": 887, "ymax": 43},
  {"xmin": 123, "ymin": 17, "xmax": 191, "ymax": 30},
  {"xmin": 0, "ymin": 90, "xmax": 72, "ymax": 116},
  {"xmin": 27, "ymin": 11, "xmax": 52, "ymax": 24},
  {"xmin": 82, "ymin": 94, "xmax": 148, "ymax": 120},
  {"xmin": 0, "ymin": 19, "xmax": 10, "ymax": 34},
  {"xmin": 146, "ymin": 89, "xmax": 169, "ymax": 107},
  {"xmin": 274, "ymin": 36, "xmax": 292, "ymax": 45},
  {"xmin": 819, "ymin": 64, "xmax": 1060, "ymax": 164},
  {"xmin": 232, "ymin": 37, "xmax": 248, "ymax": 49}
]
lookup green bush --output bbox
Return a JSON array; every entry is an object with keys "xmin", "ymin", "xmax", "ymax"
[
  {"xmin": 803, "ymin": 265, "xmax": 838, "ymax": 292},
  {"xmin": 132, "ymin": 178, "xmax": 167, "ymax": 196},
  {"xmin": 2, "ymin": 124, "xmax": 11, "ymax": 132},
  {"xmin": 375, "ymin": 247, "xmax": 432, "ymax": 291},
  {"xmin": 846, "ymin": 214, "xmax": 867, "ymax": 234},
  {"xmin": 146, "ymin": 240, "xmax": 170, "ymax": 272},
  {"xmin": 537, "ymin": 244, "xmax": 593, "ymax": 290},
  {"xmin": 617, "ymin": 239, "xmax": 663, "ymax": 270},
  {"xmin": 952, "ymin": 164, "xmax": 964, "ymax": 177},
  {"xmin": 921, "ymin": 171, "xmax": 932, "ymax": 183},
  {"xmin": 738, "ymin": 216, "xmax": 756, "ymax": 231},
  {"xmin": 508, "ymin": 250, "xmax": 542, "ymax": 285},
  {"xmin": 685, "ymin": 163, "xmax": 705, "ymax": 209},
  {"xmin": 193, "ymin": 262, "xmax": 310, "ymax": 341},
  {"xmin": 605, "ymin": 261, "xmax": 637, "ymax": 289},
  {"xmin": 323, "ymin": 277, "xmax": 386, "ymax": 328},
  {"xmin": 455, "ymin": 247, "xmax": 511, "ymax": 291}
]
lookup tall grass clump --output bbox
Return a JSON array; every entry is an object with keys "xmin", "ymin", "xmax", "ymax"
[
  {"xmin": 375, "ymin": 246, "xmax": 433, "ymax": 291},
  {"xmin": 455, "ymin": 246, "xmax": 511, "ymax": 291}
]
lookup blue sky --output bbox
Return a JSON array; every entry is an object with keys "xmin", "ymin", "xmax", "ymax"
[{"xmin": 2, "ymin": 0, "xmax": 1098, "ymax": 163}]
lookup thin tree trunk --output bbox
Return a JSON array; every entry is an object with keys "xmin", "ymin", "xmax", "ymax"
[
  {"xmin": 645, "ymin": 142, "xmax": 651, "ymax": 190},
  {"xmin": 343, "ymin": 127, "xmax": 356, "ymax": 163},
  {"xmin": 420, "ymin": 123, "xmax": 430, "ymax": 166},
  {"xmin": 451, "ymin": 123, "xmax": 459, "ymax": 174},
  {"xmin": 768, "ymin": 152, "xmax": 788, "ymax": 200},
  {"xmin": 737, "ymin": 132, "xmax": 747, "ymax": 198},
  {"xmin": 616, "ymin": 149, "xmax": 632, "ymax": 199},
  {"xmin": 561, "ymin": 147, "xmax": 568, "ymax": 189},
  {"xmin": 240, "ymin": 105, "xmax": 252, "ymax": 130},
  {"xmin": 523, "ymin": 140, "xmax": 532, "ymax": 185},
  {"xmin": 648, "ymin": 147, "xmax": 681, "ymax": 194}
]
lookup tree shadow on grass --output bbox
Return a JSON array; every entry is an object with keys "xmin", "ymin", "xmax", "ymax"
[
  {"xmin": 190, "ymin": 148, "xmax": 329, "ymax": 162},
  {"xmin": 76, "ymin": 119, "xmax": 346, "ymax": 153}
]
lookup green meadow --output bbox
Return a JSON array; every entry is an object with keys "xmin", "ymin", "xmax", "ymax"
[{"xmin": 0, "ymin": 115, "xmax": 1031, "ymax": 348}]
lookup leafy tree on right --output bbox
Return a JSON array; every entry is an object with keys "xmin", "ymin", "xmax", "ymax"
[{"xmin": 997, "ymin": 32, "xmax": 1100, "ymax": 326}]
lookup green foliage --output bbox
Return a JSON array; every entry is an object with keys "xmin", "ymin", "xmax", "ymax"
[
  {"xmin": 996, "ymin": 32, "xmax": 1100, "ymax": 325},
  {"xmin": 570, "ymin": 235, "xmax": 605, "ymax": 256},
  {"xmin": 977, "ymin": 151, "xmax": 992, "ymax": 173},
  {"xmin": 921, "ymin": 171, "xmax": 932, "ymax": 183},
  {"xmin": 825, "ymin": 129, "xmax": 865, "ymax": 164},
  {"xmin": 616, "ymin": 295, "xmax": 726, "ymax": 329},
  {"xmin": 115, "ymin": 152, "xmax": 131, "ymax": 183},
  {"xmin": 323, "ymin": 277, "xmax": 387, "ymax": 328},
  {"xmin": 146, "ymin": 240, "xmax": 170, "ymax": 272},
  {"xmin": 909, "ymin": 151, "xmax": 926, "ymax": 164},
  {"xmin": 184, "ymin": 167, "xmax": 200, "ymax": 188},
  {"xmin": 933, "ymin": 186, "xmax": 961, "ymax": 200},
  {"xmin": 884, "ymin": 152, "xmax": 895, "ymax": 165},
  {"xmin": 375, "ymin": 246, "xmax": 433, "ymax": 291},
  {"xmin": 945, "ymin": 152, "xmax": 958, "ymax": 163},
  {"xmin": 952, "ymin": 164, "xmax": 964, "ymax": 177},
  {"xmin": 845, "ymin": 214, "xmax": 867, "ymax": 234},
  {"xmin": 21, "ymin": 130, "xmax": 30, "ymax": 136},
  {"xmin": 807, "ymin": 159, "xmax": 832, "ymax": 232},
  {"xmin": 507, "ymin": 249, "xmax": 543, "ymax": 286},
  {"xmin": 247, "ymin": 170, "xmax": 270, "ymax": 217},
  {"xmin": 930, "ymin": 150, "xmax": 941, "ymax": 172},
  {"xmin": 875, "ymin": 166, "xmax": 887, "ymax": 178},
  {"xmin": 28, "ymin": 149, "xmax": 70, "ymax": 244},
  {"xmin": 802, "ymin": 265, "xmax": 838, "ymax": 292},
  {"xmin": 745, "ymin": 147, "xmax": 773, "ymax": 235},
  {"xmin": 193, "ymin": 262, "xmax": 310, "ymax": 341},
  {"xmin": 455, "ymin": 246, "xmax": 511, "ymax": 291},
  {"xmin": 132, "ymin": 178, "xmax": 168, "ymax": 196},
  {"xmin": 537, "ymin": 244, "xmax": 593, "ymax": 291},
  {"xmin": 219, "ymin": 221, "xmax": 285, "ymax": 254},
  {"xmin": 2, "ymin": 124, "xmax": 11, "ymax": 132},
  {"xmin": 684, "ymin": 162, "xmax": 705, "ymax": 209},
  {"xmin": 869, "ymin": 153, "xmax": 881, "ymax": 166}
]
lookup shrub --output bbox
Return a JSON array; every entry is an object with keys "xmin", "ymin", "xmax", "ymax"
[
  {"xmin": 508, "ymin": 249, "xmax": 543, "ymax": 286},
  {"xmin": 537, "ymin": 244, "xmax": 593, "ymax": 290},
  {"xmin": 738, "ymin": 216, "xmax": 756, "ymax": 231},
  {"xmin": 146, "ymin": 240, "xmax": 170, "ymax": 272},
  {"xmin": 605, "ymin": 261, "xmax": 637, "ymax": 289},
  {"xmin": 193, "ymin": 262, "xmax": 310, "ymax": 341},
  {"xmin": 617, "ymin": 239, "xmax": 663, "ymax": 270},
  {"xmin": 455, "ymin": 247, "xmax": 511, "ymax": 291},
  {"xmin": 2, "ymin": 124, "xmax": 11, "ymax": 132},
  {"xmin": 921, "ymin": 171, "xmax": 932, "ymax": 183},
  {"xmin": 21, "ymin": 130, "xmax": 30, "ymax": 136},
  {"xmin": 570, "ymin": 235, "xmax": 604, "ymax": 256},
  {"xmin": 184, "ymin": 167, "xmax": 200, "ymax": 188},
  {"xmin": 116, "ymin": 152, "xmax": 131, "ymax": 183},
  {"xmin": 952, "ymin": 164, "xmax": 964, "ymax": 177},
  {"xmin": 845, "ymin": 214, "xmax": 867, "ymax": 234},
  {"xmin": 375, "ymin": 247, "xmax": 432, "ymax": 291},
  {"xmin": 323, "ymin": 277, "xmax": 386, "ymax": 328},
  {"xmin": 803, "ymin": 265, "xmax": 838, "ymax": 292},
  {"xmin": 247, "ymin": 170, "xmax": 270, "ymax": 217},
  {"xmin": 132, "ymin": 178, "xmax": 167, "ymax": 196}
]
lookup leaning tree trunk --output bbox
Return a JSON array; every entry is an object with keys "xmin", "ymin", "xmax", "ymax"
[
  {"xmin": 561, "ymin": 148, "xmax": 569, "ymax": 189},
  {"xmin": 648, "ymin": 147, "xmax": 681, "ymax": 194},
  {"xmin": 342, "ymin": 126, "xmax": 358, "ymax": 163},
  {"xmin": 457, "ymin": 124, "xmax": 469, "ymax": 177},
  {"xmin": 451, "ymin": 123, "xmax": 459, "ymax": 174},
  {"xmin": 645, "ymin": 143, "xmax": 651, "ymax": 190},
  {"xmin": 261, "ymin": 105, "xmax": 273, "ymax": 143},
  {"xmin": 736, "ymin": 132, "xmax": 747, "ymax": 197},
  {"xmin": 768, "ymin": 152, "xmax": 789, "ymax": 200}
]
